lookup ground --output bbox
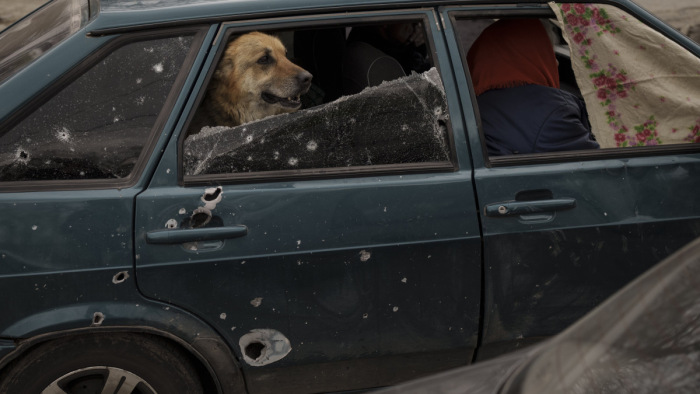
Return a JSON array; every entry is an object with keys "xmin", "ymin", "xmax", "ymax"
[
  {"xmin": 0, "ymin": 0, "xmax": 45, "ymax": 31},
  {"xmin": 635, "ymin": 0, "xmax": 700, "ymax": 41}
]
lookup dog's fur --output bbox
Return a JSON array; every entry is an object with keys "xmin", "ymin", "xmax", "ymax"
[{"xmin": 190, "ymin": 32, "xmax": 312, "ymax": 131}]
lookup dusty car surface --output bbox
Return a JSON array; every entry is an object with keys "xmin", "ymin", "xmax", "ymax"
[
  {"xmin": 375, "ymin": 236, "xmax": 700, "ymax": 394},
  {"xmin": 0, "ymin": 0, "xmax": 699, "ymax": 393}
]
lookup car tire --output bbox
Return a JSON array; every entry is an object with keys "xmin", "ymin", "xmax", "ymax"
[{"xmin": 0, "ymin": 332, "xmax": 204, "ymax": 394}]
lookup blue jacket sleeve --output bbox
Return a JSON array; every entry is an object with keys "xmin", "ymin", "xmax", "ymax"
[{"xmin": 533, "ymin": 92, "xmax": 599, "ymax": 153}]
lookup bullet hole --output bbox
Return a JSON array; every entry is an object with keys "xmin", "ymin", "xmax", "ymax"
[
  {"xmin": 359, "ymin": 250, "xmax": 371, "ymax": 262},
  {"xmin": 56, "ymin": 127, "xmax": 71, "ymax": 142},
  {"xmin": 250, "ymin": 297, "xmax": 263, "ymax": 307},
  {"xmin": 91, "ymin": 312, "xmax": 105, "ymax": 327},
  {"xmin": 245, "ymin": 342, "xmax": 265, "ymax": 360},
  {"xmin": 112, "ymin": 271, "xmax": 130, "ymax": 284},
  {"xmin": 165, "ymin": 219, "xmax": 178, "ymax": 229},
  {"xmin": 189, "ymin": 208, "xmax": 212, "ymax": 228},
  {"xmin": 239, "ymin": 329, "xmax": 292, "ymax": 366},
  {"xmin": 16, "ymin": 149, "xmax": 30, "ymax": 164},
  {"xmin": 201, "ymin": 187, "xmax": 223, "ymax": 210},
  {"xmin": 203, "ymin": 187, "xmax": 222, "ymax": 202}
]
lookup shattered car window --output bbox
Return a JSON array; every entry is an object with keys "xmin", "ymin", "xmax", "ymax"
[
  {"xmin": 184, "ymin": 68, "xmax": 450, "ymax": 176},
  {"xmin": 0, "ymin": 35, "xmax": 193, "ymax": 182}
]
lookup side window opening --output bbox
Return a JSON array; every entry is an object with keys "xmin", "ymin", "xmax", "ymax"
[
  {"xmin": 456, "ymin": 18, "xmax": 582, "ymax": 96},
  {"xmin": 456, "ymin": 3, "xmax": 700, "ymax": 160},
  {"xmin": 458, "ymin": 16, "xmax": 600, "ymax": 157},
  {"xmin": 552, "ymin": 3, "xmax": 700, "ymax": 149},
  {"xmin": 183, "ymin": 20, "xmax": 453, "ymax": 179},
  {"xmin": 0, "ymin": 34, "xmax": 195, "ymax": 183},
  {"xmin": 456, "ymin": 4, "xmax": 700, "ymax": 157}
]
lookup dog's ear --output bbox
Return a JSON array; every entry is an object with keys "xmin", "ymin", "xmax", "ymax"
[{"xmin": 213, "ymin": 56, "xmax": 235, "ymax": 82}]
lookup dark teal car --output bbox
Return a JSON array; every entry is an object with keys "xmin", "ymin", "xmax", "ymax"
[{"xmin": 0, "ymin": 1, "xmax": 698, "ymax": 393}]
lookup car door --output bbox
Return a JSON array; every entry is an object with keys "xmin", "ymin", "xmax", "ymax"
[
  {"xmin": 134, "ymin": 10, "xmax": 482, "ymax": 393},
  {"xmin": 441, "ymin": 2, "xmax": 700, "ymax": 360},
  {"xmin": 0, "ymin": 28, "xmax": 204, "ymax": 337}
]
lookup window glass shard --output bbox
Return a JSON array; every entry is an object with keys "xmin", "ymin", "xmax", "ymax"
[{"xmin": 184, "ymin": 67, "xmax": 450, "ymax": 176}]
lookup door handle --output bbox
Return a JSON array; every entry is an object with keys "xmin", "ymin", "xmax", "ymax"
[
  {"xmin": 484, "ymin": 198, "xmax": 576, "ymax": 217},
  {"xmin": 145, "ymin": 225, "xmax": 248, "ymax": 244}
]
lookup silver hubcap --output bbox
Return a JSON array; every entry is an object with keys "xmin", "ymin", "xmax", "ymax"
[{"xmin": 41, "ymin": 366, "xmax": 157, "ymax": 394}]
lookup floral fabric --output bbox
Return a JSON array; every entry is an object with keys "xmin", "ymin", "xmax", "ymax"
[{"xmin": 549, "ymin": 3, "xmax": 700, "ymax": 148}]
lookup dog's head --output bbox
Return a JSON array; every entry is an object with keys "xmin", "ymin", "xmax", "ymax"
[{"xmin": 212, "ymin": 32, "xmax": 313, "ymax": 124}]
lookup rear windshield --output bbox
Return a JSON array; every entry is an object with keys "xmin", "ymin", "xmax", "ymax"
[{"xmin": 0, "ymin": 0, "xmax": 92, "ymax": 84}]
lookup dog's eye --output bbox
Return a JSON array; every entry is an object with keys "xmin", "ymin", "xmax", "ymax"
[{"xmin": 257, "ymin": 55, "xmax": 272, "ymax": 65}]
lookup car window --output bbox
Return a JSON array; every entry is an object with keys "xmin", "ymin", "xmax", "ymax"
[
  {"xmin": 455, "ymin": 3, "xmax": 700, "ymax": 159},
  {"xmin": 552, "ymin": 3, "xmax": 700, "ymax": 149},
  {"xmin": 0, "ymin": 35, "xmax": 194, "ymax": 182},
  {"xmin": 183, "ymin": 21, "xmax": 453, "ymax": 180}
]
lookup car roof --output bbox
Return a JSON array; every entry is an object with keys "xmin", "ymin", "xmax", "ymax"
[
  {"xmin": 98, "ymin": 0, "xmax": 516, "ymax": 13},
  {"xmin": 91, "ymin": 0, "xmax": 642, "ymax": 34}
]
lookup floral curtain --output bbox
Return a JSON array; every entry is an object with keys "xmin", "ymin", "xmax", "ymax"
[{"xmin": 550, "ymin": 3, "xmax": 700, "ymax": 148}]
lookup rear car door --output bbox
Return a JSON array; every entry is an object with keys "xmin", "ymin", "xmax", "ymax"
[
  {"xmin": 0, "ymin": 28, "xmax": 204, "ymax": 338},
  {"xmin": 135, "ymin": 9, "xmax": 482, "ymax": 393},
  {"xmin": 441, "ymin": 2, "xmax": 700, "ymax": 359}
]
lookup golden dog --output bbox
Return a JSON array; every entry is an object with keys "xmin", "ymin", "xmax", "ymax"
[{"xmin": 191, "ymin": 32, "xmax": 312, "ymax": 131}]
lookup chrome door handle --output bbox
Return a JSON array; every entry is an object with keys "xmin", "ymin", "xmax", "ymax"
[
  {"xmin": 145, "ymin": 225, "xmax": 248, "ymax": 244},
  {"xmin": 484, "ymin": 198, "xmax": 576, "ymax": 217}
]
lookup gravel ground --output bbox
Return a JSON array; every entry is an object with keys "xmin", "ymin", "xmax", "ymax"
[
  {"xmin": 0, "ymin": 0, "xmax": 46, "ymax": 31},
  {"xmin": 635, "ymin": 0, "xmax": 700, "ymax": 41}
]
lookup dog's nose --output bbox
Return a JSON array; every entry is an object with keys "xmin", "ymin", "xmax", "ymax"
[{"xmin": 297, "ymin": 70, "xmax": 313, "ymax": 87}]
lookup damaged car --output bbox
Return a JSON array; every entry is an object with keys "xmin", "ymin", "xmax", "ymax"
[
  {"xmin": 376, "ymin": 236, "xmax": 700, "ymax": 394},
  {"xmin": 0, "ymin": 0, "xmax": 699, "ymax": 393}
]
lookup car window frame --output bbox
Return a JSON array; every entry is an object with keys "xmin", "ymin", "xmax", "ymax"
[
  {"xmin": 178, "ymin": 11, "xmax": 460, "ymax": 187},
  {"xmin": 0, "ymin": 26, "xmax": 208, "ymax": 193},
  {"xmin": 447, "ymin": 6, "xmax": 700, "ymax": 169}
]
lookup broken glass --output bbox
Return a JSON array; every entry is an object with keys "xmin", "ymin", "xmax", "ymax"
[
  {"xmin": 0, "ymin": 35, "xmax": 193, "ymax": 182},
  {"xmin": 184, "ymin": 67, "xmax": 450, "ymax": 176}
]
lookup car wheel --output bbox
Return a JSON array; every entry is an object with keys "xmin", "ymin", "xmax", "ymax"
[{"xmin": 0, "ymin": 332, "xmax": 204, "ymax": 394}]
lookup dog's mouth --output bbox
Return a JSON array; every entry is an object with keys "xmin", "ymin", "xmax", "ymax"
[{"xmin": 261, "ymin": 92, "xmax": 302, "ymax": 109}]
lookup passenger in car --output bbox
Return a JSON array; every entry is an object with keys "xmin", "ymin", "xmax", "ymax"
[{"xmin": 467, "ymin": 19, "xmax": 599, "ymax": 156}]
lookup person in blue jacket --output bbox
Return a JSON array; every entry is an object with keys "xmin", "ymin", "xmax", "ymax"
[{"xmin": 467, "ymin": 19, "xmax": 600, "ymax": 156}]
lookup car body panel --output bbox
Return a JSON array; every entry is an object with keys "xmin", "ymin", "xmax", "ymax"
[
  {"xmin": 439, "ymin": 4, "xmax": 700, "ymax": 358},
  {"xmin": 0, "ymin": 340, "xmax": 15, "ymax": 362},
  {"xmin": 0, "ymin": 0, "xmax": 699, "ymax": 393},
  {"xmin": 375, "ymin": 235, "xmax": 700, "ymax": 393},
  {"xmin": 133, "ymin": 9, "xmax": 482, "ymax": 392},
  {"xmin": 0, "ymin": 189, "xmax": 139, "ymax": 337},
  {"xmin": 474, "ymin": 158, "xmax": 700, "ymax": 352}
]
